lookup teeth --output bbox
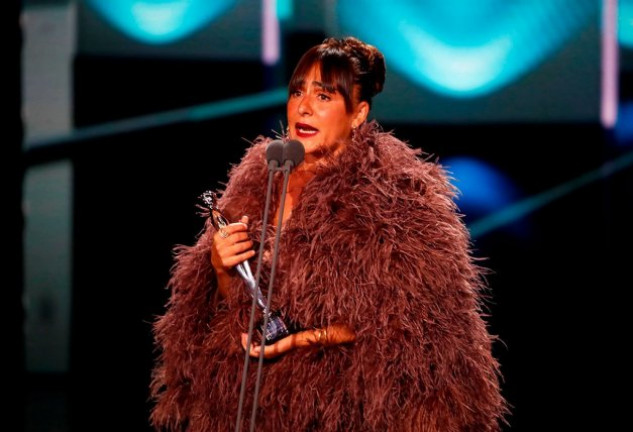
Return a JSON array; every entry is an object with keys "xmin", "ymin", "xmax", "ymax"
[{"xmin": 298, "ymin": 127, "xmax": 317, "ymax": 134}]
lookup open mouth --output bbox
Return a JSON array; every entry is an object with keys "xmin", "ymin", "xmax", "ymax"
[{"xmin": 295, "ymin": 123, "xmax": 318, "ymax": 138}]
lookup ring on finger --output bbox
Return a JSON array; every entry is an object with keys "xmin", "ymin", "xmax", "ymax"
[{"xmin": 219, "ymin": 229, "xmax": 230, "ymax": 239}]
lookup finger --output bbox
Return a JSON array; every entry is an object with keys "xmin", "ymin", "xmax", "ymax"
[
  {"xmin": 241, "ymin": 332, "xmax": 256, "ymax": 349},
  {"xmin": 229, "ymin": 220, "xmax": 249, "ymax": 233},
  {"xmin": 216, "ymin": 221, "xmax": 249, "ymax": 242},
  {"xmin": 214, "ymin": 229, "xmax": 229, "ymax": 242},
  {"xmin": 241, "ymin": 332, "xmax": 271, "ymax": 358},
  {"xmin": 213, "ymin": 237, "xmax": 253, "ymax": 265},
  {"xmin": 219, "ymin": 239, "xmax": 254, "ymax": 256},
  {"xmin": 214, "ymin": 236, "xmax": 251, "ymax": 256},
  {"xmin": 256, "ymin": 335, "xmax": 295, "ymax": 359},
  {"xmin": 241, "ymin": 333, "xmax": 250, "ymax": 350},
  {"xmin": 214, "ymin": 230, "xmax": 251, "ymax": 253},
  {"xmin": 217, "ymin": 236, "xmax": 254, "ymax": 260},
  {"xmin": 263, "ymin": 341, "xmax": 286, "ymax": 359},
  {"xmin": 224, "ymin": 232, "xmax": 252, "ymax": 245},
  {"xmin": 221, "ymin": 250, "xmax": 256, "ymax": 268},
  {"xmin": 241, "ymin": 333, "xmax": 262, "ymax": 357}
]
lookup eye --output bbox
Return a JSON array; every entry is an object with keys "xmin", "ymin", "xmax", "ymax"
[
  {"xmin": 290, "ymin": 89, "xmax": 303, "ymax": 98},
  {"xmin": 317, "ymin": 93, "xmax": 331, "ymax": 101}
]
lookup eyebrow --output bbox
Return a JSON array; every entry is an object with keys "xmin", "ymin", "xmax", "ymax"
[
  {"xmin": 291, "ymin": 79, "xmax": 336, "ymax": 93},
  {"xmin": 312, "ymin": 80, "xmax": 336, "ymax": 93}
]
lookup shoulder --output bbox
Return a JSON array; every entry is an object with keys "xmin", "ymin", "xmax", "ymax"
[
  {"xmin": 228, "ymin": 136, "xmax": 269, "ymax": 175},
  {"xmin": 215, "ymin": 136, "xmax": 272, "ymax": 217},
  {"xmin": 219, "ymin": 135, "xmax": 275, "ymax": 189},
  {"xmin": 353, "ymin": 121, "xmax": 456, "ymax": 199}
]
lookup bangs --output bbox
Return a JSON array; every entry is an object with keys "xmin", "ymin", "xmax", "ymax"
[{"xmin": 288, "ymin": 46, "xmax": 355, "ymax": 112}]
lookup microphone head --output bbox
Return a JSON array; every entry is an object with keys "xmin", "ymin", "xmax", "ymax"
[
  {"xmin": 266, "ymin": 139, "xmax": 284, "ymax": 169},
  {"xmin": 283, "ymin": 139, "xmax": 305, "ymax": 170}
]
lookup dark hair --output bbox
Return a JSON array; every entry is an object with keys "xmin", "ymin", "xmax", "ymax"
[{"xmin": 288, "ymin": 36, "xmax": 386, "ymax": 112}]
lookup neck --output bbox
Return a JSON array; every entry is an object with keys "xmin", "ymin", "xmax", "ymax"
[
  {"xmin": 287, "ymin": 167, "xmax": 315, "ymax": 194},
  {"xmin": 301, "ymin": 136, "xmax": 350, "ymax": 170}
]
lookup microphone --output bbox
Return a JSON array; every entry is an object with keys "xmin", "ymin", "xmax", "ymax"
[
  {"xmin": 266, "ymin": 139, "xmax": 284, "ymax": 170},
  {"xmin": 281, "ymin": 139, "xmax": 305, "ymax": 171}
]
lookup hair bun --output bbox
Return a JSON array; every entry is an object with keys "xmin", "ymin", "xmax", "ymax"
[{"xmin": 341, "ymin": 37, "xmax": 386, "ymax": 97}]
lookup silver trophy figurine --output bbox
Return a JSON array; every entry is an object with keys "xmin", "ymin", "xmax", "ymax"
[{"xmin": 200, "ymin": 191, "xmax": 290, "ymax": 345}]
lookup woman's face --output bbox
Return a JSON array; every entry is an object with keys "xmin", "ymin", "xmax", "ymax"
[{"xmin": 287, "ymin": 63, "xmax": 367, "ymax": 160}]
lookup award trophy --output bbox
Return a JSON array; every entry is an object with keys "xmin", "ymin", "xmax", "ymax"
[{"xmin": 199, "ymin": 190, "xmax": 290, "ymax": 345}]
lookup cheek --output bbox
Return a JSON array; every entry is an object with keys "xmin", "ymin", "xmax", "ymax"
[
  {"xmin": 321, "ymin": 109, "xmax": 347, "ymax": 130},
  {"xmin": 286, "ymin": 102, "xmax": 295, "ymax": 119}
]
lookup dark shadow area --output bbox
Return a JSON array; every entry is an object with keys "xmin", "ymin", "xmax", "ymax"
[
  {"xmin": 10, "ymin": 1, "xmax": 26, "ymax": 431},
  {"xmin": 67, "ymin": 110, "xmax": 283, "ymax": 432}
]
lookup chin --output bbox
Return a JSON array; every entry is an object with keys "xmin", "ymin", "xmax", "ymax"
[{"xmin": 298, "ymin": 140, "xmax": 319, "ymax": 153}]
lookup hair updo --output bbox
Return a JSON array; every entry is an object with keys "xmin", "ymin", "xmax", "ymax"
[{"xmin": 288, "ymin": 36, "xmax": 386, "ymax": 113}]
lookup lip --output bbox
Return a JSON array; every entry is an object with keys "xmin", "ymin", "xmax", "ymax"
[{"xmin": 295, "ymin": 122, "xmax": 319, "ymax": 139}]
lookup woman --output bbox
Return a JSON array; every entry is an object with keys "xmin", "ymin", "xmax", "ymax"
[{"xmin": 149, "ymin": 36, "xmax": 508, "ymax": 431}]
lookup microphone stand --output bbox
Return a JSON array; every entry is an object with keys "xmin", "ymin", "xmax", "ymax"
[
  {"xmin": 234, "ymin": 139, "xmax": 303, "ymax": 432},
  {"xmin": 249, "ymin": 158, "xmax": 294, "ymax": 432},
  {"xmin": 235, "ymin": 148, "xmax": 280, "ymax": 432}
]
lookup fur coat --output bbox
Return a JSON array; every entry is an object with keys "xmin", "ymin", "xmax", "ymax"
[{"xmin": 149, "ymin": 121, "xmax": 508, "ymax": 431}]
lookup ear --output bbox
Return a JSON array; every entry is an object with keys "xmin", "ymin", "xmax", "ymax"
[{"xmin": 352, "ymin": 101, "xmax": 370, "ymax": 129}]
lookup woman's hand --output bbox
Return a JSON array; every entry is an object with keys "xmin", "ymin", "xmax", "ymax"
[
  {"xmin": 241, "ymin": 332, "xmax": 303, "ymax": 359},
  {"xmin": 241, "ymin": 324, "xmax": 356, "ymax": 359},
  {"xmin": 211, "ymin": 215, "xmax": 256, "ymax": 297}
]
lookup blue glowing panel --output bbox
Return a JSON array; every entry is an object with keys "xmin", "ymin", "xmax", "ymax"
[
  {"xmin": 328, "ymin": 0, "xmax": 601, "ymax": 123},
  {"xmin": 277, "ymin": 0, "xmax": 293, "ymax": 21},
  {"xmin": 615, "ymin": 102, "xmax": 633, "ymax": 145},
  {"xmin": 443, "ymin": 156, "xmax": 518, "ymax": 216},
  {"xmin": 337, "ymin": 0, "xmax": 597, "ymax": 98},
  {"xmin": 85, "ymin": 0, "xmax": 237, "ymax": 44},
  {"xmin": 78, "ymin": 0, "xmax": 262, "ymax": 59},
  {"xmin": 620, "ymin": 0, "xmax": 633, "ymax": 48}
]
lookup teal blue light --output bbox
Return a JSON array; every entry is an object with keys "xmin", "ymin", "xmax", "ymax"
[
  {"xmin": 277, "ymin": 0, "xmax": 293, "ymax": 21},
  {"xmin": 85, "ymin": 0, "xmax": 237, "ymax": 44},
  {"xmin": 337, "ymin": 0, "xmax": 598, "ymax": 98},
  {"xmin": 26, "ymin": 87, "xmax": 288, "ymax": 151},
  {"xmin": 469, "ymin": 149, "xmax": 633, "ymax": 238},
  {"xmin": 620, "ymin": 0, "xmax": 633, "ymax": 48},
  {"xmin": 443, "ymin": 156, "xmax": 517, "ymax": 214}
]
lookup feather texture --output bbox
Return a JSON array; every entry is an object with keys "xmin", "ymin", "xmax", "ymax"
[{"xmin": 149, "ymin": 121, "xmax": 509, "ymax": 431}]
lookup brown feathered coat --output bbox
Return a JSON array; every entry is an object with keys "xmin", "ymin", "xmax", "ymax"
[{"xmin": 149, "ymin": 121, "xmax": 507, "ymax": 431}]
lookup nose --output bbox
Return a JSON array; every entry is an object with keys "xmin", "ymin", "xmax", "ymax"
[{"xmin": 297, "ymin": 95, "xmax": 312, "ymax": 116}]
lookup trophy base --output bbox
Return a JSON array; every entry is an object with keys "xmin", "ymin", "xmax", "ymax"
[{"xmin": 258, "ymin": 312, "xmax": 290, "ymax": 345}]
